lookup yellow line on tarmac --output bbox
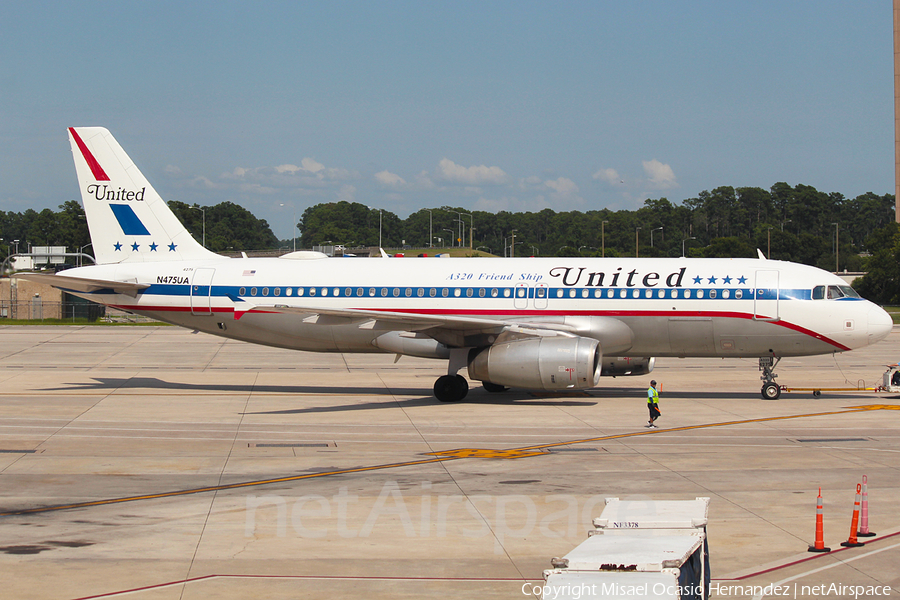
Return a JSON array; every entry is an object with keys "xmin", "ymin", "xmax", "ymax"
[
  {"xmin": 2, "ymin": 404, "xmax": 896, "ymax": 517},
  {"xmin": 0, "ymin": 455, "xmax": 456, "ymax": 517}
]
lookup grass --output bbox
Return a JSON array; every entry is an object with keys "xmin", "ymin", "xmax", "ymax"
[{"xmin": 883, "ymin": 307, "xmax": 900, "ymax": 324}]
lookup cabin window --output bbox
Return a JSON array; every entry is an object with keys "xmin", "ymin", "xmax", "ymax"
[
  {"xmin": 645, "ymin": 290, "xmax": 652, "ymax": 298},
  {"xmin": 310, "ymin": 288, "xmax": 317, "ymax": 296},
  {"xmin": 697, "ymin": 290, "xmax": 703, "ymax": 299},
  {"xmin": 274, "ymin": 288, "xmax": 281, "ymax": 296},
  {"xmin": 250, "ymin": 287, "xmax": 258, "ymax": 296},
  {"xmin": 657, "ymin": 290, "xmax": 665, "ymax": 298},
  {"xmin": 709, "ymin": 290, "xmax": 716, "ymax": 299},
  {"xmin": 454, "ymin": 288, "xmax": 461, "ymax": 297},
  {"xmin": 594, "ymin": 290, "xmax": 602, "ymax": 298},
  {"xmin": 503, "ymin": 289, "xmax": 511, "ymax": 297},
  {"xmin": 620, "ymin": 290, "xmax": 627, "ymax": 298},
  {"xmin": 297, "ymin": 288, "xmax": 305, "ymax": 296},
  {"xmin": 479, "ymin": 288, "xmax": 486, "ymax": 298},
  {"xmin": 735, "ymin": 290, "xmax": 742, "ymax": 299},
  {"xmin": 684, "ymin": 290, "xmax": 691, "ymax": 299},
  {"xmin": 569, "ymin": 289, "xmax": 576, "ymax": 298},
  {"xmin": 466, "ymin": 288, "xmax": 473, "ymax": 297},
  {"xmin": 491, "ymin": 288, "xmax": 499, "ymax": 298},
  {"xmin": 357, "ymin": 288, "xmax": 364, "ymax": 297},
  {"xmin": 369, "ymin": 288, "xmax": 376, "ymax": 297},
  {"xmin": 345, "ymin": 288, "xmax": 352, "ymax": 297},
  {"xmin": 321, "ymin": 288, "xmax": 328, "ymax": 297},
  {"xmin": 405, "ymin": 288, "xmax": 412, "ymax": 297},
  {"xmin": 392, "ymin": 288, "xmax": 400, "ymax": 297},
  {"xmin": 536, "ymin": 287, "xmax": 546, "ymax": 298},
  {"xmin": 417, "ymin": 288, "xmax": 424, "ymax": 297},
  {"xmin": 430, "ymin": 288, "xmax": 436, "ymax": 297},
  {"xmin": 239, "ymin": 287, "xmax": 246, "ymax": 296},
  {"xmin": 582, "ymin": 289, "xmax": 589, "ymax": 298},
  {"xmin": 722, "ymin": 290, "xmax": 729, "ymax": 299},
  {"xmin": 608, "ymin": 289, "xmax": 615, "ymax": 298},
  {"xmin": 334, "ymin": 288, "xmax": 340, "ymax": 297},
  {"xmin": 286, "ymin": 288, "xmax": 292, "ymax": 296},
  {"xmin": 517, "ymin": 288, "xmax": 526, "ymax": 298},
  {"xmin": 380, "ymin": 288, "xmax": 388, "ymax": 297},
  {"xmin": 632, "ymin": 290, "xmax": 639, "ymax": 298},
  {"xmin": 441, "ymin": 288, "xmax": 449, "ymax": 297}
]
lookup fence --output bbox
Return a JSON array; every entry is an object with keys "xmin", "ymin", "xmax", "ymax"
[{"xmin": 0, "ymin": 300, "xmax": 106, "ymax": 322}]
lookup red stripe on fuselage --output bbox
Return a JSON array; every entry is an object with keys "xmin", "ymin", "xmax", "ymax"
[
  {"xmin": 69, "ymin": 127, "xmax": 110, "ymax": 181},
  {"xmin": 108, "ymin": 304, "xmax": 852, "ymax": 352}
]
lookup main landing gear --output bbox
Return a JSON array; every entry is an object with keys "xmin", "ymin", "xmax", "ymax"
[
  {"xmin": 434, "ymin": 374, "xmax": 469, "ymax": 402},
  {"xmin": 759, "ymin": 356, "xmax": 782, "ymax": 400}
]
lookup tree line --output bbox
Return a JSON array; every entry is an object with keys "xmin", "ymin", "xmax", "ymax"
[{"xmin": 299, "ymin": 183, "xmax": 894, "ymax": 272}]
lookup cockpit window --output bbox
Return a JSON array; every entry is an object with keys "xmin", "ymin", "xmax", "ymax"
[
  {"xmin": 839, "ymin": 285, "xmax": 860, "ymax": 298},
  {"xmin": 826, "ymin": 285, "xmax": 845, "ymax": 299},
  {"xmin": 812, "ymin": 285, "xmax": 825, "ymax": 300}
]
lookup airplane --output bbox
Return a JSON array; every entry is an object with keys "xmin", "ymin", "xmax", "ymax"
[{"xmin": 20, "ymin": 127, "xmax": 894, "ymax": 402}]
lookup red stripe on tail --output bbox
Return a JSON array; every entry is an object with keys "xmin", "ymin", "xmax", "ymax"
[{"xmin": 68, "ymin": 127, "xmax": 110, "ymax": 181}]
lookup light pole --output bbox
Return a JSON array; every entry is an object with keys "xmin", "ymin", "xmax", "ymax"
[
  {"xmin": 79, "ymin": 243, "xmax": 92, "ymax": 267},
  {"xmin": 601, "ymin": 220, "xmax": 609, "ymax": 257},
  {"xmin": 425, "ymin": 209, "xmax": 434, "ymax": 248},
  {"xmin": 635, "ymin": 227, "xmax": 641, "ymax": 258},
  {"xmin": 832, "ymin": 222, "xmax": 839, "ymax": 272},
  {"xmin": 682, "ymin": 236, "xmax": 696, "ymax": 258},
  {"xmin": 462, "ymin": 213, "xmax": 473, "ymax": 248},
  {"xmin": 781, "ymin": 219, "xmax": 791, "ymax": 232},
  {"xmin": 510, "ymin": 230, "xmax": 517, "ymax": 258},
  {"xmin": 190, "ymin": 206, "xmax": 206, "ymax": 247},
  {"xmin": 651, "ymin": 226, "xmax": 663, "ymax": 248},
  {"xmin": 443, "ymin": 208, "xmax": 464, "ymax": 247},
  {"xmin": 442, "ymin": 229, "xmax": 453, "ymax": 249},
  {"xmin": 280, "ymin": 203, "xmax": 296, "ymax": 251},
  {"xmin": 767, "ymin": 226, "xmax": 774, "ymax": 259}
]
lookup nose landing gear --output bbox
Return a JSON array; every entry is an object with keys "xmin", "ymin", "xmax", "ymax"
[{"xmin": 760, "ymin": 356, "xmax": 782, "ymax": 400}]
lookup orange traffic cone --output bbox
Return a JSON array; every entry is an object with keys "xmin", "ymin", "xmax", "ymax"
[
  {"xmin": 858, "ymin": 475, "xmax": 876, "ymax": 537},
  {"xmin": 840, "ymin": 483, "xmax": 866, "ymax": 548},
  {"xmin": 808, "ymin": 487, "xmax": 831, "ymax": 552}
]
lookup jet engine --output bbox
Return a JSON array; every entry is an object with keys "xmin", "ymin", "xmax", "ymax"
[
  {"xmin": 600, "ymin": 356, "xmax": 655, "ymax": 376},
  {"xmin": 467, "ymin": 335, "xmax": 601, "ymax": 391}
]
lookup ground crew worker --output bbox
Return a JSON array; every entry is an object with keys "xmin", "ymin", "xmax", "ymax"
[{"xmin": 647, "ymin": 380, "xmax": 660, "ymax": 428}]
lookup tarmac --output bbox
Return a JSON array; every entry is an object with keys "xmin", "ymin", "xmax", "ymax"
[{"xmin": 0, "ymin": 324, "xmax": 898, "ymax": 599}]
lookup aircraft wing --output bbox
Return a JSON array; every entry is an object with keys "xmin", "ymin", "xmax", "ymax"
[
  {"xmin": 15, "ymin": 273, "xmax": 150, "ymax": 298},
  {"xmin": 249, "ymin": 303, "xmax": 581, "ymax": 347}
]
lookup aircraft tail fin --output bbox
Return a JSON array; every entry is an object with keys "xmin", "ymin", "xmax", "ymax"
[{"xmin": 68, "ymin": 127, "xmax": 220, "ymax": 264}]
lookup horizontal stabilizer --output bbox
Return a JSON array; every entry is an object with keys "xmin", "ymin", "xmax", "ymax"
[{"xmin": 16, "ymin": 273, "xmax": 149, "ymax": 298}]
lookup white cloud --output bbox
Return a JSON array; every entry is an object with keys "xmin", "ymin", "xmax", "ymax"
[
  {"xmin": 544, "ymin": 177, "xmax": 579, "ymax": 195},
  {"xmin": 593, "ymin": 168, "xmax": 623, "ymax": 185},
  {"xmin": 437, "ymin": 158, "xmax": 508, "ymax": 185},
  {"xmin": 642, "ymin": 159, "xmax": 678, "ymax": 189},
  {"xmin": 374, "ymin": 170, "xmax": 407, "ymax": 187}
]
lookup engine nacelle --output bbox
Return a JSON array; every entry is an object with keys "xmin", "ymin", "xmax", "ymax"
[
  {"xmin": 467, "ymin": 335, "xmax": 601, "ymax": 391},
  {"xmin": 600, "ymin": 356, "xmax": 655, "ymax": 377}
]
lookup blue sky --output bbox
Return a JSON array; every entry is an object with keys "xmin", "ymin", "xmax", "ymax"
[{"xmin": 0, "ymin": 1, "xmax": 893, "ymax": 237}]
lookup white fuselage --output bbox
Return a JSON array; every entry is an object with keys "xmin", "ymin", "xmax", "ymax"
[{"xmin": 56, "ymin": 255, "xmax": 892, "ymax": 359}]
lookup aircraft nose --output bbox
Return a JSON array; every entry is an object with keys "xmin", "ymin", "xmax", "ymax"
[{"xmin": 867, "ymin": 304, "xmax": 893, "ymax": 344}]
